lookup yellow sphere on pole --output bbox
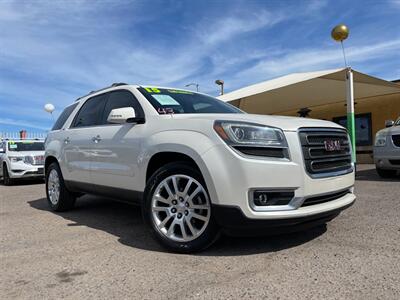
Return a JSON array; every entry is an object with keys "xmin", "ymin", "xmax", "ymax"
[{"xmin": 331, "ymin": 24, "xmax": 349, "ymax": 42}]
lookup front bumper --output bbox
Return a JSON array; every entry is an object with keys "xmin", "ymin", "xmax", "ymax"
[
  {"xmin": 200, "ymin": 131, "xmax": 355, "ymax": 221},
  {"xmin": 373, "ymin": 141, "xmax": 400, "ymax": 170},
  {"xmin": 9, "ymin": 163, "xmax": 44, "ymax": 178},
  {"xmin": 213, "ymin": 200, "xmax": 354, "ymax": 236}
]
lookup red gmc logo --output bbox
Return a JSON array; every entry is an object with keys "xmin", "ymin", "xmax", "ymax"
[{"xmin": 324, "ymin": 140, "xmax": 341, "ymax": 151}]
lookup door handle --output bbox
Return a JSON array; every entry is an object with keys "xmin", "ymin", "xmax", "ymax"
[
  {"xmin": 92, "ymin": 135, "xmax": 102, "ymax": 143},
  {"xmin": 64, "ymin": 137, "xmax": 70, "ymax": 144}
]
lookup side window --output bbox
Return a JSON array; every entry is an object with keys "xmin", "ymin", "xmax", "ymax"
[
  {"xmin": 72, "ymin": 94, "xmax": 108, "ymax": 128},
  {"xmin": 101, "ymin": 90, "xmax": 144, "ymax": 125},
  {"xmin": 52, "ymin": 103, "xmax": 78, "ymax": 130},
  {"xmin": 0, "ymin": 142, "xmax": 4, "ymax": 153}
]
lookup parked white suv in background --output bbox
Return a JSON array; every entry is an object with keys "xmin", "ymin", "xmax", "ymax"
[
  {"xmin": 373, "ymin": 117, "xmax": 400, "ymax": 177},
  {"xmin": 0, "ymin": 139, "xmax": 45, "ymax": 185},
  {"xmin": 45, "ymin": 83, "xmax": 356, "ymax": 252}
]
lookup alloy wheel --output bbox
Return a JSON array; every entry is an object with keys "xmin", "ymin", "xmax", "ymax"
[{"xmin": 151, "ymin": 174, "xmax": 210, "ymax": 242}]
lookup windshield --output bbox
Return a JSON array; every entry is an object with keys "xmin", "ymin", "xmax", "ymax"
[
  {"xmin": 138, "ymin": 87, "xmax": 243, "ymax": 114},
  {"xmin": 8, "ymin": 141, "xmax": 44, "ymax": 152}
]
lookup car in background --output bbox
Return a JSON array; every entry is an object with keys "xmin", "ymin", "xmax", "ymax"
[
  {"xmin": 0, "ymin": 139, "xmax": 45, "ymax": 185},
  {"xmin": 373, "ymin": 117, "xmax": 400, "ymax": 178}
]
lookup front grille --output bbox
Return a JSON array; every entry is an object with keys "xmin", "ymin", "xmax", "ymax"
[
  {"xmin": 392, "ymin": 135, "xmax": 400, "ymax": 147},
  {"xmin": 302, "ymin": 189, "xmax": 351, "ymax": 207},
  {"xmin": 299, "ymin": 128, "xmax": 353, "ymax": 177}
]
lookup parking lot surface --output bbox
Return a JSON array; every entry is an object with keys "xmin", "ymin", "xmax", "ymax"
[{"xmin": 1, "ymin": 165, "xmax": 399, "ymax": 299}]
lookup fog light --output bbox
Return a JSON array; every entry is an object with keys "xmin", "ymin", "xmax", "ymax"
[
  {"xmin": 252, "ymin": 190, "xmax": 295, "ymax": 207},
  {"xmin": 254, "ymin": 192, "xmax": 269, "ymax": 206}
]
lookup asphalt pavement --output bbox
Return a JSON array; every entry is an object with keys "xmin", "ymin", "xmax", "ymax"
[{"xmin": 1, "ymin": 165, "xmax": 399, "ymax": 299}]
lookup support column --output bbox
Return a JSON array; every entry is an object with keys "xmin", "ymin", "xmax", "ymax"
[{"xmin": 345, "ymin": 67, "xmax": 356, "ymax": 163}]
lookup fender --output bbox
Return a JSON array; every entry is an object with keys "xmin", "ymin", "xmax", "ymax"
[{"xmin": 139, "ymin": 130, "xmax": 219, "ymax": 204}]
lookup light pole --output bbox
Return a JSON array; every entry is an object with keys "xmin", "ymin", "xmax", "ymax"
[
  {"xmin": 331, "ymin": 24, "xmax": 356, "ymax": 163},
  {"xmin": 215, "ymin": 79, "xmax": 224, "ymax": 95},
  {"xmin": 185, "ymin": 83, "xmax": 199, "ymax": 92}
]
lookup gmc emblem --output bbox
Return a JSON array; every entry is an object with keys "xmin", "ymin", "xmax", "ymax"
[{"xmin": 324, "ymin": 140, "xmax": 341, "ymax": 151}]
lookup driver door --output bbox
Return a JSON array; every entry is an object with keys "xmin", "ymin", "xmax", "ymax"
[{"xmin": 90, "ymin": 90, "xmax": 146, "ymax": 191}]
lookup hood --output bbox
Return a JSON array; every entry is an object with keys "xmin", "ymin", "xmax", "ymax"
[
  {"xmin": 376, "ymin": 125, "xmax": 400, "ymax": 136},
  {"xmin": 170, "ymin": 113, "xmax": 344, "ymax": 131}
]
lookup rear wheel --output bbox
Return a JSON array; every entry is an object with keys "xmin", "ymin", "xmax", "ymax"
[
  {"xmin": 46, "ymin": 162, "xmax": 76, "ymax": 211},
  {"xmin": 376, "ymin": 167, "xmax": 397, "ymax": 178},
  {"xmin": 143, "ymin": 162, "xmax": 219, "ymax": 253},
  {"xmin": 3, "ymin": 164, "xmax": 13, "ymax": 186}
]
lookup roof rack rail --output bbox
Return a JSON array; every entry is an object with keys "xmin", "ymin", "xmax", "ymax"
[{"xmin": 75, "ymin": 83, "xmax": 129, "ymax": 101}]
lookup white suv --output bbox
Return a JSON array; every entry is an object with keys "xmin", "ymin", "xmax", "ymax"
[
  {"xmin": 45, "ymin": 83, "xmax": 356, "ymax": 252},
  {"xmin": 0, "ymin": 139, "xmax": 45, "ymax": 185}
]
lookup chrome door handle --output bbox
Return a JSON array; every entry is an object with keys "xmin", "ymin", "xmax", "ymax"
[
  {"xmin": 64, "ymin": 137, "xmax": 70, "ymax": 144},
  {"xmin": 92, "ymin": 135, "xmax": 101, "ymax": 143}
]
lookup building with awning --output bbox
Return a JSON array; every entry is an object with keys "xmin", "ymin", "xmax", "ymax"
[{"xmin": 219, "ymin": 68, "xmax": 400, "ymax": 163}]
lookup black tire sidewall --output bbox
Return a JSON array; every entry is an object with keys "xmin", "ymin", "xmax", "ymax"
[
  {"xmin": 3, "ymin": 164, "xmax": 12, "ymax": 186},
  {"xmin": 143, "ymin": 162, "xmax": 219, "ymax": 253},
  {"xmin": 376, "ymin": 167, "xmax": 397, "ymax": 178},
  {"xmin": 45, "ymin": 162, "xmax": 75, "ymax": 211}
]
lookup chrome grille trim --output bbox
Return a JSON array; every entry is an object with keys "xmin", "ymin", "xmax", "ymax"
[{"xmin": 298, "ymin": 128, "xmax": 354, "ymax": 178}]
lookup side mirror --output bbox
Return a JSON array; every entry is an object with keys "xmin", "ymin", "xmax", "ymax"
[
  {"xmin": 107, "ymin": 107, "xmax": 144, "ymax": 124},
  {"xmin": 385, "ymin": 120, "xmax": 394, "ymax": 128}
]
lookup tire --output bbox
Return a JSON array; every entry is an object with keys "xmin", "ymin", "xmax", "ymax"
[
  {"xmin": 376, "ymin": 167, "xmax": 397, "ymax": 178},
  {"xmin": 45, "ymin": 162, "xmax": 76, "ymax": 211},
  {"xmin": 143, "ymin": 162, "xmax": 220, "ymax": 253},
  {"xmin": 3, "ymin": 164, "xmax": 13, "ymax": 186}
]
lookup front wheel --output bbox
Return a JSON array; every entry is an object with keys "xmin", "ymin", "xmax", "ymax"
[
  {"xmin": 143, "ymin": 162, "xmax": 219, "ymax": 253},
  {"xmin": 3, "ymin": 164, "xmax": 13, "ymax": 186},
  {"xmin": 46, "ymin": 162, "xmax": 76, "ymax": 211}
]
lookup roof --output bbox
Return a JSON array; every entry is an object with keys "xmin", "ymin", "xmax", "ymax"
[{"xmin": 218, "ymin": 68, "xmax": 400, "ymax": 115}]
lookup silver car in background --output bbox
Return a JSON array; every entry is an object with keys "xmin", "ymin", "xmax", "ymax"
[
  {"xmin": 0, "ymin": 139, "xmax": 45, "ymax": 185},
  {"xmin": 374, "ymin": 117, "xmax": 400, "ymax": 178}
]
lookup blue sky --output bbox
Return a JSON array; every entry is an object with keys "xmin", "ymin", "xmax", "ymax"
[{"xmin": 0, "ymin": 0, "xmax": 399, "ymax": 133}]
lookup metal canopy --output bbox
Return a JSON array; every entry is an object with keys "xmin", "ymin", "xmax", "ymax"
[{"xmin": 218, "ymin": 68, "xmax": 400, "ymax": 115}]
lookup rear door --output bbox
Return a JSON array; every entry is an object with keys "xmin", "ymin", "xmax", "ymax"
[
  {"xmin": 90, "ymin": 89, "xmax": 146, "ymax": 191},
  {"xmin": 61, "ymin": 94, "xmax": 108, "ymax": 185}
]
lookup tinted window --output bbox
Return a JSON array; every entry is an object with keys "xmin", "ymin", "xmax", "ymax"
[
  {"xmin": 8, "ymin": 141, "xmax": 44, "ymax": 152},
  {"xmin": 138, "ymin": 87, "xmax": 242, "ymax": 114},
  {"xmin": 101, "ymin": 90, "xmax": 144, "ymax": 124},
  {"xmin": 52, "ymin": 103, "xmax": 78, "ymax": 130},
  {"xmin": 72, "ymin": 94, "xmax": 108, "ymax": 128}
]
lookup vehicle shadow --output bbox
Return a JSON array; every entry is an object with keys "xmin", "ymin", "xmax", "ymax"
[
  {"xmin": 356, "ymin": 168, "xmax": 399, "ymax": 182},
  {"xmin": 0, "ymin": 178, "xmax": 44, "ymax": 186},
  {"xmin": 28, "ymin": 196, "xmax": 327, "ymax": 256}
]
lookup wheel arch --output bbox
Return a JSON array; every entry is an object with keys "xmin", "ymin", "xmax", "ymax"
[
  {"xmin": 146, "ymin": 152, "xmax": 201, "ymax": 182},
  {"xmin": 45, "ymin": 156, "xmax": 59, "ymax": 173},
  {"xmin": 145, "ymin": 150, "xmax": 218, "ymax": 204}
]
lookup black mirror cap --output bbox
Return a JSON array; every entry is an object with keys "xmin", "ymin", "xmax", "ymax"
[{"xmin": 127, "ymin": 116, "xmax": 145, "ymax": 124}]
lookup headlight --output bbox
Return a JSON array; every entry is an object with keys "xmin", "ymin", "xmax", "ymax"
[
  {"xmin": 374, "ymin": 135, "xmax": 386, "ymax": 147},
  {"xmin": 9, "ymin": 156, "xmax": 24, "ymax": 163},
  {"xmin": 214, "ymin": 121, "xmax": 289, "ymax": 158}
]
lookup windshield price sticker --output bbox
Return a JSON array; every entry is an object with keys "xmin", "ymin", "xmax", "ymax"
[
  {"xmin": 152, "ymin": 94, "xmax": 180, "ymax": 106},
  {"xmin": 9, "ymin": 144, "xmax": 17, "ymax": 149}
]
